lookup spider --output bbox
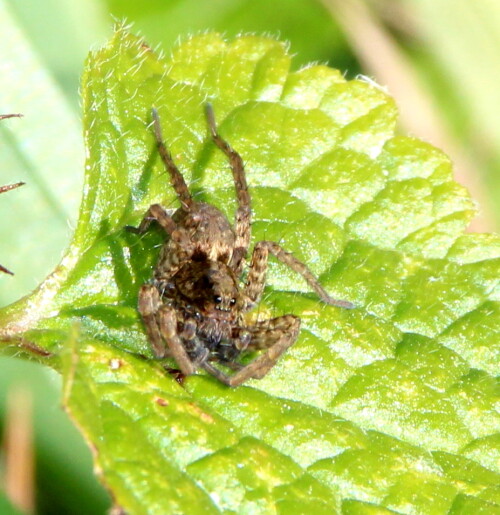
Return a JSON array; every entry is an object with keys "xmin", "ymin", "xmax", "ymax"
[{"xmin": 129, "ymin": 105, "xmax": 354, "ymax": 387}]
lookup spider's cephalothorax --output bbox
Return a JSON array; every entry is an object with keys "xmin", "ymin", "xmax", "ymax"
[{"xmin": 130, "ymin": 105, "xmax": 354, "ymax": 387}]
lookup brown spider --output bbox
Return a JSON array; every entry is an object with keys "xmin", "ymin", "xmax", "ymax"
[
  {"xmin": 1, "ymin": 114, "xmax": 24, "ymax": 275},
  {"xmin": 129, "ymin": 105, "xmax": 354, "ymax": 387}
]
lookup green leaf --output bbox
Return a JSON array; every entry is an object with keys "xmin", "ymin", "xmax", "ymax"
[{"xmin": 2, "ymin": 27, "xmax": 499, "ymax": 513}]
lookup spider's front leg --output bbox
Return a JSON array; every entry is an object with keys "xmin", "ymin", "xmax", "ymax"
[
  {"xmin": 126, "ymin": 204, "xmax": 177, "ymax": 236},
  {"xmin": 205, "ymin": 104, "xmax": 251, "ymax": 275},
  {"xmin": 200, "ymin": 315, "xmax": 301, "ymax": 387},
  {"xmin": 244, "ymin": 241, "xmax": 355, "ymax": 309},
  {"xmin": 138, "ymin": 284, "xmax": 196, "ymax": 376},
  {"xmin": 151, "ymin": 108, "xmax": 193, "ymax": 210}
]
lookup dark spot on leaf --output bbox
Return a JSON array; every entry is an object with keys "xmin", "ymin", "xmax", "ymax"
[{"xmin": 155, "ymin": 397, "xmax": 169, "ymax": 407}]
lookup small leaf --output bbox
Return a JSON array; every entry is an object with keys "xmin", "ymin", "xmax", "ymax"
[{"xmin": 1, "ymin": 28, "xmax": 499, "ymax": 513}]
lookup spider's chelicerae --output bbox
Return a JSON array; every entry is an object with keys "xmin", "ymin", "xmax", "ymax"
[{"xmin": 130, "ymin": 105, "xmax": 354, "ymax": 387}]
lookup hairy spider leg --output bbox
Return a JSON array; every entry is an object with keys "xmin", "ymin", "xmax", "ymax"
[
  {"xmin": 128, "ymin": 108, "xmax": 195, "ymax": 234},
  {"xmin": 205, "ymin": 104, "xmax": 251, "ymax": 275},
  {"xmin": 126, "ymin": 203, "xmax": 177, "ymax": 235},
  {"xmin": 157, "ymin": 306, "xmax": 198, "ymax": 375},
  {"xmin": 200, "ymin": 315, "xmax": 301, "ymax": 387},
  {"xmin": 138, "ymin": 284, "xmax": 196, "ymax": 374},
  {"xmin": 244, "ymin": 240, "xmax": 355, "ymax": 309},
  {"xmin": 151, "ymin": 108, "xmax": 193, "ymax": 211},
  {"xmin": 138, "ymin": 284, "xmax": 168, "ymax": 357}
]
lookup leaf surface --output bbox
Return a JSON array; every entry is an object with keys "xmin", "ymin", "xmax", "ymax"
[{"xmin": 1, "ymin": 28, "xmax": 499, "ymax": 514}]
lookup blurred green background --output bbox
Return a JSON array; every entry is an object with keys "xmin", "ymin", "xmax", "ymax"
[{"xmin": 0, "ymin": 0, "xmax": 499, "ymax": 512}]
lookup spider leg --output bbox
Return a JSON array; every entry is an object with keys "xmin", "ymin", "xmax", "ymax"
[
  {"xmin": 138, "ymin": 284, "xmax": 168, "ymax": 357},
  {"xmin": 244, "ymin": 241, "xmax": 355, "ymax": 310},
  {"xmin": 126, "ymin": 203, "xmax": 178, "ymax": 236},
  {"xmin": 157, "ymin": 305, "xmax": 196, "ymax": 376},
  {"xmin": 138, "ymin": 284, "xmax": 196, "ymax": 375},
  {"xmin": 199, "ymin": 361, "xmax": 234, "ymax": 384},
  {"xmin": 204, "ymin": 315, "xmax": 301, "ymax": 387},
  {"xmin": 205, "ymin": 104, "xmax": 251, "ymax": 274},
  {"xmin": 151, "ymin": 108, "xmax": 193, "ymax": 210},
  {"xmin": 218, "ymin": 361, "xmax": 244, "ymax": 371},
  {"xmin": 233, "ymin": 315, "xmax": 300, "ymax": 385},
  {"xmin": 245, "ymin": 315, "xmax": 300, "ymax": 352}
]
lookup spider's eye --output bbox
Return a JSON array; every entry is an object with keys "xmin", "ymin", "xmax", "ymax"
[
  {"xmin": 213, "ymin": 295, "xmax": 222, "ymax": 304},
  {"xmin": 229, "ymin": 298, "xmax": 237, "ymax": 306}
]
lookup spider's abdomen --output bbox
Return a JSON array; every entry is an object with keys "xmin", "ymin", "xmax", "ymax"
[
  {"xmin": 153, "ymin": 201, "xmax": 237, "ymax": 280},
  {"xmin": 174, "ymin": 202, "xmax": 235, "ymax": 262}
]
